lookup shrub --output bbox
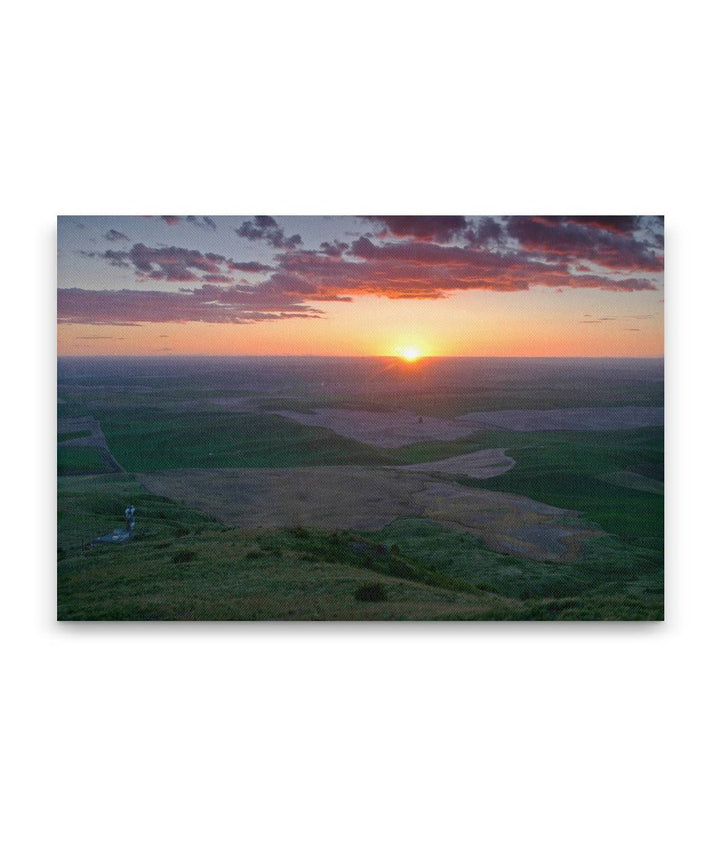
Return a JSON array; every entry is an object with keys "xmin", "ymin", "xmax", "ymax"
[
  {"xmin": 290, "ymin": 526, "xmax": 309, "ymax": 539},
  {"xmin": 172, "ymin": 550, "xmax": 197, "ymax": 564},
  {"xmin": 354, "ymin": 583, "xmax": 388, "ymax": 602}
]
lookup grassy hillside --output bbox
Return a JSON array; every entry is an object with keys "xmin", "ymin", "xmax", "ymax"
[
  {"xmin": 57, "ymin": 473, "xmax": 223, "ymax": 555},
  {"xmin": 57, "ymin": 475, "xmax": 506, "ymax": 620},
  {"xmin": 57, "ymin": 474, "xmax": 661, "ymax": 620},
  {"xmin": 374, "ymin": 518, "xmax": 662, "ymax": 610}
]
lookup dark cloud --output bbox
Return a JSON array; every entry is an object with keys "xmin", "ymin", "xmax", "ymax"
[
  {"xmin": 564, "ymin": 216, "xmax": 638, "ymax": 234},
  {"xmin": 464, "ymin": 217, "xmax": 503, "ymax": 246},
  {"xmin": 229, "ymin": 261, "xmax": 274, "ymax": 272},
  {"xmin": 104, "ymin": 229, "xmax": 130, "ymax": 242},
  {"xmin": 362, "ymin": 216, "xmax": 468, "ymax": 243},
  {"xmin": 267, "ymin": 238, "xmax": 657, "ymax": 301},
  {"xmin": 235, "ymin": 216, "xmax": 302, "ymax": 249},
  {"xmin": 507, "ymin": 217, "xmax": 663, "ymax": 272},
  {"xmin": 318, "ymin": 240, "xmax": 350, "ymax": 257},
  {"xmin": 87, "ymin": 244, "xmax": 273, "ymax": 283},
  {"xmin": 96, "ymin": 249, "xmax": 131, "ymax": 268},
  {"xmin": 57, "ymin": 286, "xmax": 324, "ymax": 326},
  {"xmin": 202, "ymin": 274, "xmax": 235, "ymax": 284}
]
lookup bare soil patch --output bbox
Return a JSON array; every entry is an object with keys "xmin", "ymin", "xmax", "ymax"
[
  {"xmin": 273, "ymin": 408, "xmax": 475, "ymax": 447},
  {"xmin": 456, "ymin": 406, "xmax": 664, "ymax": 432},
  {"xmin": 396, "ymin": 447, "xmax": 515, "ymax": 479},
  {"xmin": 138, "ymin": 465, "xmax": 600, "ymax": 562},
  {"xmin": 269, "ymin": 405, "xmax": 663, "ymax": 446}
]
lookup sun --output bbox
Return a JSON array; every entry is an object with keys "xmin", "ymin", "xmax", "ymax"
[{"xmin": 395, "ymin": 345, "xmax": 422, "ymax": 362}]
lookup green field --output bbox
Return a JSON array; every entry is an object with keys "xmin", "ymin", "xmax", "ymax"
[
  {"xmin": 57, "ymin": 357, "xmax": 664, "ymax": 621},
  {"xmin": 58, "ymin": 430, "xmax": 92, "ymax": 443},
  {"xmin": 57, "ymin": 446, "xmax": 109, "ymax": 476},
  {"xmin": 93, "ymin": 409, "xmax": 388, "ymax": 471},
  {"xmin": 460, "ymin": 426, "xmax": 664, "ymax": 541}
]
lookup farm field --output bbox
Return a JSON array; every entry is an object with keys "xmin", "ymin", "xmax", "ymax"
[{"xmin": 57, "ymin": 356, "xmax": 663, "ymax": 620}]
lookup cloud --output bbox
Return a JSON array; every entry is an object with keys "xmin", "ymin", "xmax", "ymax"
[
  {"xmin": 506, "ymin": 217, "xmax": 663, "ymax": 272},
  {"xmin": 161, "ymin": 215, "xmax": 217, "ymax": 230},
  {"xmin": 464, "ymin": 217, "xmax": 503, "ymax": 246},
  {"xmin": 67, "ymin": 216, "xmax": 662, "ymax": 327},
  {"xmin": 235, "ymin": 216, "xmax": 302, "ymax": 249},
  {"xmin": 202, "ymin": 274, "xmax": 235, "ymax": 284},
  {"xmin": 339, "ymin": 238, "xmax": 657, "ymax": 295},
  {"xmin": 86, "ymin": 244, "xmax": 274, "ymax": 283},
  {"xmin": 104, "ymin": 229, "xmax": 130, "ymax": 242},
  {"xmin": 564, "ymin": 216, "xmax": 638, "ymax": 234},
  {"xmin": 318, "ymin": 240, "xmax": 350, "ymax": 257},
  {"xmin": 362, "ymin": 216, "xmax": 468, "ymax": 243},
  {"xmin": 57, "ymin": 286, "xmax": 324, "ymax": 326},
  {"xmin": 186, "ymin": 215, "xmax": 217, "ymax": 231},
  {"xmin": 229, "ymin": 261, "xmax": 274, "ymax": 272}
]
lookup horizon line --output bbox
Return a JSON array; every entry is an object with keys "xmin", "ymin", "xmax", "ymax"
[{"xmin": 57, "ymin": 352, "xmax": 665, "ymax": 360}]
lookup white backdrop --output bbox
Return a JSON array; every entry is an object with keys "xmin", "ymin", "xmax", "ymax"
[{"xmin": 3, "ymin": 1, "xmax": 718, "ymax": 854}]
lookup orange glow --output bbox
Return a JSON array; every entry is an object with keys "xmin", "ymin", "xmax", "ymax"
[
  {"xmin": 395, "ymin": 345, "xmax": 422, "ymax": 362},
  {"xmin": 57, "ymin": 291, "xmax": 664, "ymax": 359}
]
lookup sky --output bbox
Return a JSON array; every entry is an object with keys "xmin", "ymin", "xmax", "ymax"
[{"xmin": 57, "ymin": 215, "xmax": 664, "ymax": 357}]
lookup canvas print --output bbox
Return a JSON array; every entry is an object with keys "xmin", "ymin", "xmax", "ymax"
[{"xmin": 57, "ymin": 216, "xmax": 664, "ymax": 620}]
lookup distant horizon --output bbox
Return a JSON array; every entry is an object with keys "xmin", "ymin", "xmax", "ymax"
[{"xmin": 57, "ymin": 352, "xmax": 665, "ymax": 360}]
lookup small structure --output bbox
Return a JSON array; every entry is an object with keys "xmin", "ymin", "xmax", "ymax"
[{"xmin": 92, "ymin": 504, "xmax": 136, "ymax": 546}]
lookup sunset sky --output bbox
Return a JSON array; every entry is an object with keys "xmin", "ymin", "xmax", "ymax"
[{"xmin": 57, "ymin": 215, "xmax": 664, "ymax": 357}]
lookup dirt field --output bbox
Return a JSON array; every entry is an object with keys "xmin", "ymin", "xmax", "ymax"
[
  {"xmin": 396, "ymin": 447, "xmax": 515, "ymax": 478},
  {"xmin": 269, "ymin": 405, "xmax": 664, "ymax": 445},
  {"xmin": 138, "ymin": 465, "xmax": 600, "ymax": 562},
  {"xmin": 272, "ymin": 408, "xmax": 476, "ymax": 446},
  {"xmin": 456, "ymin": 406, "xmax": 664, "ymax": 432}
]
